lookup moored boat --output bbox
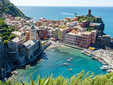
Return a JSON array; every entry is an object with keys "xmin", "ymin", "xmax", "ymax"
[
  {"xmin": 92, "ymin": 57, "xmax": 97, "ymax": 60},
  {"xmin": 68, "ymin": 68, "xmax": 72, "ymax": 71},
  {"xmin": 100, "ymin": 65, "xmax": 111, "ymax": 70},
  {"xmin": 63, "ymin": 63, "xmax": 68, "ymax": 66},
  {"xmin": 106, "ymin": 69, "xmax": 113, "ymax": 73},
  {"xmin": 67, "ymin": 59, "xmax": 71, "ymax": 62},
  {"xmin": 69, "ymin": 58, "xmax": 72, "ymax": 60},
  {"xmin": 80, "ymin": 51, "xmax": 85, "ymax": 54},
  {"xmin": 98, "ymin": 60, "xmax": 107, "ymax": 65}
]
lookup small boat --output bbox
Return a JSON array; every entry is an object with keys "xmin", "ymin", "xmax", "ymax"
[
  {"xmin": 68, "ymin": 68, "xmax": 72, "ymax": 71},
  {"xmin": 92, "ymin": 57, "xmax": 97, "ymax": 60},
  {"xmin": 67, "ymin": 59, "xmax": 71, "ymax": 62},
  {"xmin": 106, "ymin": 69, "xmax": 113, "ymax": 73},
  {"xmin": 69, "ymin": 58, "xmax": 72, "ymax": 60},
  {"xmin": 100, "ymin": 65, "xmax": 111, "ymax": 70},
  {"xmin": 63, "ymin": 63, "xmax": 68, "ymax": 66},
  {"xmin": 80, "ymin": 51, "xmax": 84, "ymax": 54},
  {"xmin": 87, "ymin": 54, "xmax": 92, "ymax": 57},
  {"xmin": 99, "ymin": 60, "xmax": 107, "ymax": 65}
]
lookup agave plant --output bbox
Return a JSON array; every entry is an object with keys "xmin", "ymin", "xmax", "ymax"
[{"xmin": 1, "ymin": 71, "xmax": 113, "ymax": 85}]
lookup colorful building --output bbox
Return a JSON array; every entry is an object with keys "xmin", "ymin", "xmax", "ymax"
[
  {"xmin": 52, "ymin": 28, "xmax": 59, "ymax": 39},
  {"xmin": 36, "ymin": 28, "xmax": 48, "ymax": 40},
  {"xmin": 64, "ymin": 30, "xmax": 97, "ymax": 48}
]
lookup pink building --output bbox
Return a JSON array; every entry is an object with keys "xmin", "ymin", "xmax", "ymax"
[{"xmin": 65, "ymin": 30, "xmax": 97, "ymax": 48}]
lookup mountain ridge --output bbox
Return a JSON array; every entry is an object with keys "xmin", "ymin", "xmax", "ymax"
[{"xmin": 0, "ymin": 0, "xmax": 26, "ymax": 17}]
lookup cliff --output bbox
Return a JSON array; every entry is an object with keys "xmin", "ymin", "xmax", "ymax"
[
  {"xmin": 0, "ymin": 0, "xmax": 25, "ymax": 17},
  {"xmin": 78, "ymin": 14, "xmax": 104, "ymax": 34}
]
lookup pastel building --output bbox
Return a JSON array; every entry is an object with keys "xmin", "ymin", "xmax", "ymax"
[
  {"xmin": 64, "ymin": 30, "xmax": 97, "ymax": 48},
  {"xmin": 58, "ymin": 27, "xmax": 73, "ymax": 41},
  {"xmin": 58, "ymin": 29, "xmax": 66, "ymax": 41},
  {"xmin": 52, "ymin": 28, "xmax": 59, "ymax": 39},
  {"xmin": 65, "ymin": 32, "xmax": 77, "ymax": 44}
]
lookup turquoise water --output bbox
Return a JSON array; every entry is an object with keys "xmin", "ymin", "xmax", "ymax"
[
  {"xmin": 18, "ymin": 6, "xmax": 113, "ymax": 37},
  {"xmin": 14, "ymin": 46, "xmax": 106, "ymax": 82}
]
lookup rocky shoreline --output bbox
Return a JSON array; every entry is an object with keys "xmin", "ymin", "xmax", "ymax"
[{"xmin": 2, "ymin": 42, "xmax": 51, "ymax": 81}]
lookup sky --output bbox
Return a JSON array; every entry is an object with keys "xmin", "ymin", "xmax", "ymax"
[{"xmin": 10, "ymin": 0, "xmax": 113, "ymax": 7}]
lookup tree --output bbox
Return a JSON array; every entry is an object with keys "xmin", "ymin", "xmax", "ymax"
[{"xmin": 3, "ymin": 40, "xmax": 8, "ymax": 47}]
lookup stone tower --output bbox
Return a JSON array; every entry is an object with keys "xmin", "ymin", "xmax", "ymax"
[
  {"xmin": 88, "ymin": 10, "xmax": 91, "ymax": 16},
  {"xmin": 30, "ymin": 25, "xmax": 36, "ymax": 40}
]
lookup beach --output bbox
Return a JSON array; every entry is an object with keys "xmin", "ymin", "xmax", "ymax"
[{"xmin": 84, "ymin": 48, "xmax": 113, "ymax": 69}]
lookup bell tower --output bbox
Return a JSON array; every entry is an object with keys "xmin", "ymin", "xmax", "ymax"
[{"xmin": 30, "ymin": 25, "xmax": 36, "ymax": 40}]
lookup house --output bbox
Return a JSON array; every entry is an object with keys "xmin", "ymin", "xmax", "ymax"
[{"xmin": 8, "ymin": 37, "xmax": 21, "ymax": 52}]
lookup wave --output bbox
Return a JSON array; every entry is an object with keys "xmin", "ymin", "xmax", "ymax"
[{"xmin": 61, "ymin": 12, "xmax": 74, "ymax": 15}]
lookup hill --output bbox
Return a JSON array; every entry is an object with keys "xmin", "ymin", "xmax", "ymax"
[{"xmin": 0, "ymin": 0, "xmax": 25, "ymax": 17}]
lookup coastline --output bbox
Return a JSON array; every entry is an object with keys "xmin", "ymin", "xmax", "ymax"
[
  {"xmin": 48, "ymin": 41, "xmax": 113, "ymax": 71},
  {"xmin": 7, "ymin": 43, "xmax": 51, "ymax": 81},
  {"xmin": 83, "ymin": 49, "xmax": 113, "ymax": 68},
  {"xmin": 8, "ymin": 41, "xmax": 113, "ymax": 81}
]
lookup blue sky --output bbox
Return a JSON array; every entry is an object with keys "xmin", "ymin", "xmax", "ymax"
[{"xmin": 10, "ymin": 0, "xmax": 113, "ymax": 6}]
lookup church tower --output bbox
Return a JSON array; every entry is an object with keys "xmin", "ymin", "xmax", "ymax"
[{"xmin": 30, "ymin": 25, "xmax": 36, "ymax": 40}]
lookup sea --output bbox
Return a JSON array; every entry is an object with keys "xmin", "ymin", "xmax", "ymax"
[{"xmin": 14, "ymin": 6, "xmax": 112, "ymax": 82}]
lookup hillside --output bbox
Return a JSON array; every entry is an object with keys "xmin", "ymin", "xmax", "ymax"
[
  {"xmin": 0, "ymin": 18, "xmax": 17, "ymax": 46},
  {"xmin": 0, "ymin": 0, "xmax": 25, "ymax": 17}
]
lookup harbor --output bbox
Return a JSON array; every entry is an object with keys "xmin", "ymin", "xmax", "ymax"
[{"xmin": 11, "ymin": 46, "xmax": 106, "ymax": 82}]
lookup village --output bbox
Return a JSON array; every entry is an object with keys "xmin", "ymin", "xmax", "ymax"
[{"xmin": 0, "ymin": 10, "xmax": 113, "ymax": 80}]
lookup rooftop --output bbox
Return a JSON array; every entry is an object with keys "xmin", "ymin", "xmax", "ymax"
[
  {"xmin": 23, "ymin": 40, "xmax": 38, "ymax": 49},
  {"xmin": 90, "ymin": 23, "xmax": 102, "ymax": 26},
  {"xmin": 81, "ymin": 31, "xmax": 92, "ymax": 35},
  {"xmin": 12, "ymin": 31, "xmax": 22, "ymax": 36},
  {"xmin": 12, "ymin": 37, "xmax": 20, "ymax": 43}
]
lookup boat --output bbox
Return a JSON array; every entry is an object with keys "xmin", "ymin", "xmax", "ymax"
[
  {"xmin": 99, "ymin": 60, "xmax": 107, "ymax": 65},
  {"xmin": 100, "ymin": 65, "xmax": 111, "ymax": 70},
  {"xmin": 106, "ymin": 69, "xmax": 113, "ymax": 73},
  {"xmin": 63, "ymin": 63, "xmax": 68, "ymax": 66},
  {"xmin": 87, "ymin": 54, "xmax": 92, "ymax": 57},
  {"xmin": 69, "ymin": 58, "xmax": 72, "ymax": 60},
  {"xmin": 80, "ymin": 51, "xmax": 85, "ymax": 54},
  {"xmin": 67, "ymin": 59, "xmax": 71, "ymax": 62},
  {"xmin": 92, "ymin": 57, "xmax": 97, "ymax": 60},
  {"xmin": 68, "ymin": 68, "xmax": 72, "ymax": 71}
]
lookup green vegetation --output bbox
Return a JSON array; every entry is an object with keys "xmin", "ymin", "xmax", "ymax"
[
  {"xmin": 78, "ymin": 15, "xmax": 104, "ymax": 32},
  {"xmin": 0, "ymin": 18, "xmax": 17, "ymax": 45},
  {"xmin": 78, "ymin": 16, "xmax": 96, "ymax": 22},
  {"xmin": 42, "ymin": 41, "xmax": 49, "ymax": 46},
  {"xmin": 87, "ymin": 27, "xmax": 96, "ymax": 31},
  {"xmin": 1, "ymin": 71, "xmax": 113, "ymax": 85},
  {"xmin": 0, "ymin": 0, "xmax": 25, "ymax": 17}
]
